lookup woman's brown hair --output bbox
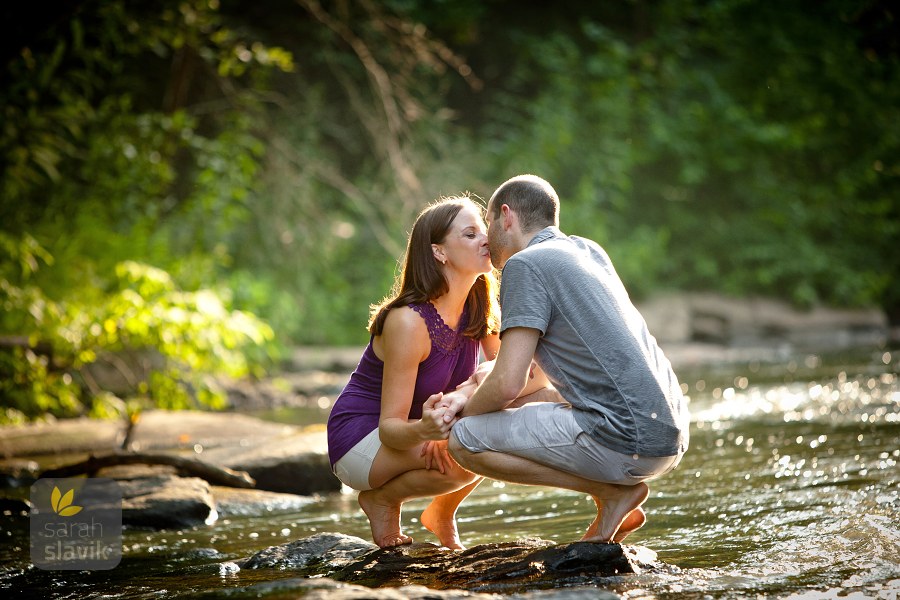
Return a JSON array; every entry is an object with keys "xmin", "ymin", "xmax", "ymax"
[{"xmin": 368, "ymin": 196, "xmax": 500, "ymax": 340}]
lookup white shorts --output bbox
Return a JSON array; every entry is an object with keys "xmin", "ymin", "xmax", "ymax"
[{"xmin": 332, "ymin": 428, "xmax": 381, "ymax": 491}]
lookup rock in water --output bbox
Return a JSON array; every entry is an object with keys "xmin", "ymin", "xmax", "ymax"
[
  {"xmin": 243, "ymin": 533, "xmax": 674, "ymax": 594},
  {"xmin": 119, "ymin": 475, "xmax": 217, "ymax": 529},
  {"xmin": 243, "ymin": 532, "xmax": 378, "ymax": 570}
]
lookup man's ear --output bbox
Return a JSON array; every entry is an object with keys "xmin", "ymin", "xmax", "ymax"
[{"xmin": 501, "ymin": 204, "xmax": 515, "ymax": 230}]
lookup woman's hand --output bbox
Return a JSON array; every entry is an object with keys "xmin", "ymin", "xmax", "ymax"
[
  {"xmin": 419, "ymin": 393, "xmax": 454, "ymax": 440},
  {"xmin": 420, "ymin": 439, "xmax": 454, "ymax": 473},
  {"xmin": 457, "ymin": 359, "xmax": 496, "ymax": 389}
]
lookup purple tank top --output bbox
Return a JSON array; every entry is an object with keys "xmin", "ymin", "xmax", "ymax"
[{"xmin": 326, "ymin": 302, "xmax": 479, "ymax": 467}]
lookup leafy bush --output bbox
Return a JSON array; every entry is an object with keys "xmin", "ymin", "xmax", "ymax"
[{"xmin": 0, "ymin": 236, "xmax": 275, "ymax": 423}]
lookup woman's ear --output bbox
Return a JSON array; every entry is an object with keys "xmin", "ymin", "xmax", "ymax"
[{"xmin": 431, "ymin": 244, "xmax": 446, "ymax": 265}]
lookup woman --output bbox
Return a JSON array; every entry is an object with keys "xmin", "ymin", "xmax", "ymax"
[{"xmin": 326, "ymin": 196, "xmax": 500, "ymax": 550}]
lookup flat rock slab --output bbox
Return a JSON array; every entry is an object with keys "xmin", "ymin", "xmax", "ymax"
[
  {"xmin": 118, "ymin": 474, "xmax": 217, "ymax": 530},
  {"xmin": 243, "ymin": 532, "xmax": 672, "ymax": 594},
  {"xmin": 201, "ymin": 430, "xmax": 340, "ymax": 495},
  {"xmin": 0, "ymin": 410, "xmax": 296, "ymax": 458},
  {"xmin": 129, "ymin": 410, "xmax": 297, "ymax": 452},
  {"xmin": 107, "ymin": 465, "xmax": 314, "ymax": 524},
  {"xmin": 0, "ymin": 418, "xmax": 122, "ymax": 458},
  {"xmin": 0, "ymin": 411, "xmax": 340, "ymax": 496}
]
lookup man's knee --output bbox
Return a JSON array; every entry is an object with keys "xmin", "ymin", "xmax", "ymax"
[{"xmin": 448, "ymin": 430, "xmax": 470, "ymax": 466}]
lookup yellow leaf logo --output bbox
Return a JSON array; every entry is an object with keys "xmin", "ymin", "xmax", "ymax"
[{"xmin": 51, "ymin": 486, "xmax": 83, "ymax": 517}]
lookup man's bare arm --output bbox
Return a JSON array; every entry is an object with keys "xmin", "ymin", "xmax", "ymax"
[
  {"xmin": 506, "ymin": 385, "xmax": 567, "ymax": 408},
  {"xmin": 460, "ymin": 327, "xmax": 542, "ymax": 417}
]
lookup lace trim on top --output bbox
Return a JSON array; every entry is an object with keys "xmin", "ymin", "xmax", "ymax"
[{"xmin": 410, "ymin": 302, "xmax": 467, "ymax": 355}]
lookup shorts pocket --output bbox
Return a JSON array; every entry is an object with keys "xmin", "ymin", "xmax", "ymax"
[{"xmin": 622, "ymin": 461, "xmax": 655, "ymax": 479}]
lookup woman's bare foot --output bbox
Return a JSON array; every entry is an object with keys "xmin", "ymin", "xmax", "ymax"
[
  {"xmin": 581, "ymin": 506, "xmax": 646, "ymax": 543},
  {"xmin": 358, "ymin": 490, "xmax": 413, "ymax": 548},
  {"xmin": 612, "ymin": 506, "xmax": 646, "ymax": 542},
  {"xmin": 580, "ymin": 482, "xmax": 649, "ymax": 543},
  {"xmin": 420, "ymin": 500, "xmax": 464, "ymax": 550}
]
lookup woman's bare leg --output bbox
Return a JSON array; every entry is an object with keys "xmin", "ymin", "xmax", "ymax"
[
  {"xmin": 357, "ymin": 488, "xmax": 412, "ymax": 547},
  {"xmin": 581, "ymin": 497, "xmax": 647, "ymax": 543},
  {"xmin": 359, "ymin": 444, "xmax": 479, "ymax": 548},
  {"xmin": 420, "ymin": 477, "xmax": 483, "ymax": 549}
]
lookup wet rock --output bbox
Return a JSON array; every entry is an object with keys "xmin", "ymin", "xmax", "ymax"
[
  {"xmin": 243, "ymin": 533, "xmax": 672, "ymax": 594},
  {"xmin": 201, "ymin": 430, "xmax": 340, "ymax": 496},
  {"xmin": 0, "ymin": 496, "xmax": 31, "ymax": 515},
  {"xmin": 0, "ymin": 459, "xmax": 40, "ymax": 487},
  {"xmin": 211, "ymin": 485, "xmax": 314, "ymax": 518},
  {"xmin": 218, "ymin": 561, "xmax": 241, "ymax": 577},
  {"xmin": 118, "ymin": 474, "xmax": 217, "ymax": 529},
  {"xmin": 243, "ymin": 532, "xmax": 377, "ymax": 570}
]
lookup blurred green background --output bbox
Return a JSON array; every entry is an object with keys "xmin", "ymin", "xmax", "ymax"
[{"xmin": 2, "ymin": 0, "xmax": 897, "ymax": 421}]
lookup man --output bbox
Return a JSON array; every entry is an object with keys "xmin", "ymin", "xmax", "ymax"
[{"xmin": 446, "ymin": 174, "xmax": 690, "ymax": 543}]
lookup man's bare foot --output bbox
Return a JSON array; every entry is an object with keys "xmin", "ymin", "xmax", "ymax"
[
  {"xmin": 581, "ymin": 506, "xmax": 646, "ymax": 543},
  {"xmin": 580, "ymin": 482, "xmax": 649, "ymax": 543},
  {"xmin": 420, "ymin": 500, "xmax": 464, "ymax": 550},
  {"xmin": 358, "ymin": 490, "xmax": 413, "ymax": 548}
]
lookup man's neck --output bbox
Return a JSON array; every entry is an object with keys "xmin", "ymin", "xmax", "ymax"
[{"xmin": 518, "ymin": 225, "xmax": 552, "ymax": 249}]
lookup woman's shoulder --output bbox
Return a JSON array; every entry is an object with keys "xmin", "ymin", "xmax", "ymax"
[
  {"xmin": 381, "ymin": 305, "xmax": 430, "ymax": 341},
  {"xmin": 374, "ymin": 305, "xmax": 431, "ymax": 363}
]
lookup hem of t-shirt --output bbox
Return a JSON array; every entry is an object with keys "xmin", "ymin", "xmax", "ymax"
[{"xmin": 499, "ymin": 317, "xmax": 547, "ymax": 336}]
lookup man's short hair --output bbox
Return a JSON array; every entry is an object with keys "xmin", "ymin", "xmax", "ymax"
[{"xmin": 489, "ymin": 174, "xmax": 560, "ymax": 232}]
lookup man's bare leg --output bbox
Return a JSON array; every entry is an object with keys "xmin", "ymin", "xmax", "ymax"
[
  {"xmin": 449, "ymin": 438, "xmax": 647, "ymax": 543},
  {"xmin": 420, "ymin": 478, "xmax": 483, "ymax": 550}
]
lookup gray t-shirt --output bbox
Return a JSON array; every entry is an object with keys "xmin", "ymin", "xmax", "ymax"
[{"xmin": 500, "ymin": 227, "xmax": 689, "ymax": 457}]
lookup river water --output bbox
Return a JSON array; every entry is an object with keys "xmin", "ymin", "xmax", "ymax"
[{"xmin": 2, "ymin": 348, "xmax": 898, "ymax": 598}]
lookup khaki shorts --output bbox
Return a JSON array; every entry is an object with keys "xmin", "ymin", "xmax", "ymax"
[
  {"xmin": 333, "ymin": 428, "xmax": 381, "ymax": 491},
  {"xmin": 451, "ymin": 402, "xmax": 682, "ymax": 485}
]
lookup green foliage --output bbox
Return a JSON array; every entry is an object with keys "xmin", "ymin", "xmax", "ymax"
[
  {"xmin": 0, "ymin": 0, "xmax": 286, "ymax": 420},
  {"xmin": 463, "ymin": 1, "xmax": 898, "ymax": 310},
  {"xmin": 0, "ymin": 238, "xmax": 275, "ymax": 423},
  {"xmin": 2, "ymin": 0, "xmax": 899, "ymax": 425}
]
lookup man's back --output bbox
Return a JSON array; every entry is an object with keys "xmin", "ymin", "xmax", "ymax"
[{"xmin": 499, "ymin": 227, "xmax": 689, "ymax": 457}]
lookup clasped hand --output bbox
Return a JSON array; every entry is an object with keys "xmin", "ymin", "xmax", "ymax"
[
  {"xmin": 420, "ymin": 390, "xmax": 467, "ymax": 439},
  {"xmin": 418, "ymin": 391, "xmax": 465, "ymax": 474}
]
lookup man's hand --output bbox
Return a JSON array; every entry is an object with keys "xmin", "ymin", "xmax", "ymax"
[
  {"xmin": 420, "ymin": 393, "xmax": 454, "ymax": 439},
  {"xmin": 437, "ymin": 390, "xmax": 468, "ymax": 424}
]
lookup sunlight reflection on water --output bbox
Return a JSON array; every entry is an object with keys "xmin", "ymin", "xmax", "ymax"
[{"xmin": 1, "ymin": 350, "xmax": 898, "ymax": 599}]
